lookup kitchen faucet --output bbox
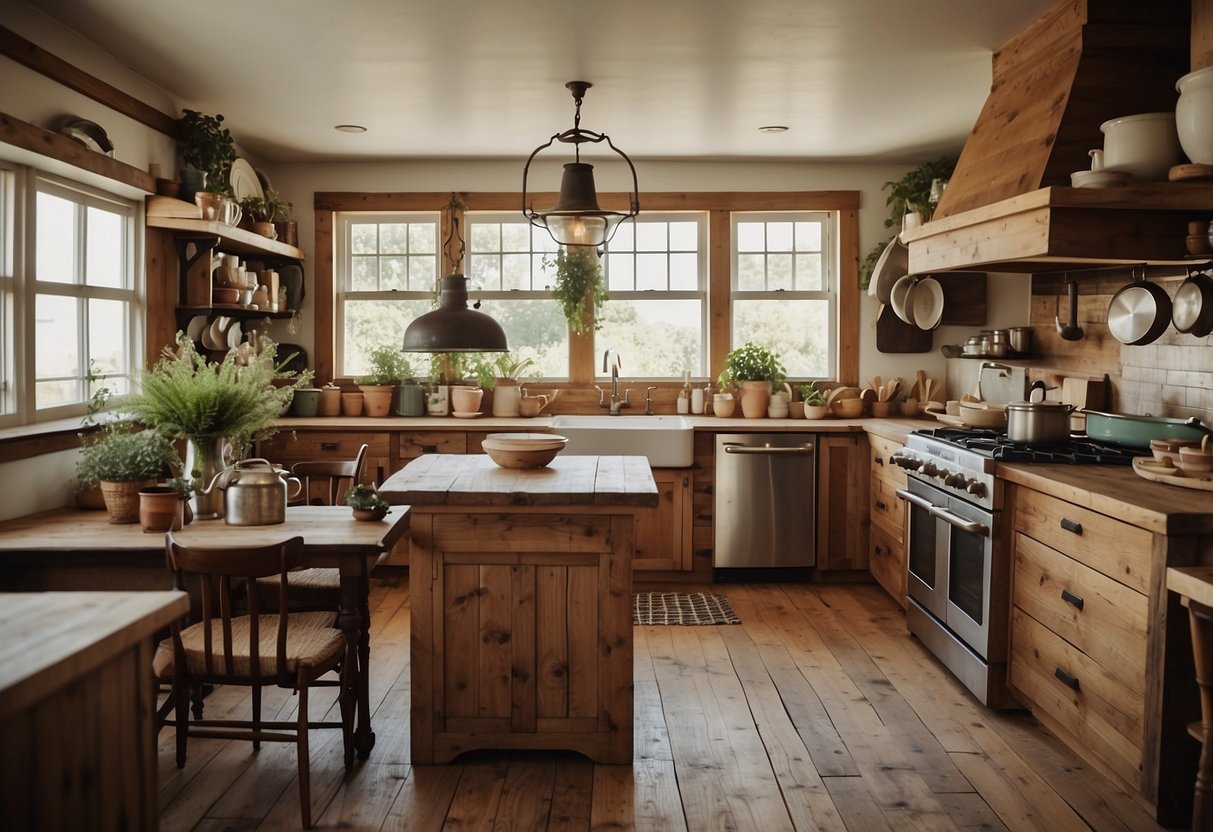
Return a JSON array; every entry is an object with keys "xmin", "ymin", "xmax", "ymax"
[{"xmin": 597, "ymin": 348, "xmax": 630, "ymax": 414}]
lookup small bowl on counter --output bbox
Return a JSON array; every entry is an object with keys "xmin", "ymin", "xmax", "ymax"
[{"xmin": 1150, "ymin": 437, "xmax": 1202, "ymax": 466}]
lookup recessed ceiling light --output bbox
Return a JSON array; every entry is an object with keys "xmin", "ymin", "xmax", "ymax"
[
  {"xmin": 334, "ymin": 124, "xmax": 367, "ymax": 133},
  {"xmin": 758, "ymin": 125, "xmax": 789, "ymax": 134}
]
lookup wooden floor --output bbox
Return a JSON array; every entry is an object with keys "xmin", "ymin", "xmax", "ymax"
[{"xmin": 156, "ymin": 577, "xmax": 1178, "ymax": 831}]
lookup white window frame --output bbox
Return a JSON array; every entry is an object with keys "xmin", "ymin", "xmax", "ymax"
[
  {"xmin": 334, "ymin": 211, "xmax": 441, "ymax": 377},
  {"xmin": 596, "ymin": 212, "xmax": 708, "ymax": 379},
  {"xmin": 730, "ymin": 211, "xmax": 838, "ymax": 380},
  {"xmin": 11, "ymin": 171, "xmax": 141, "ymax": 426},
  {"xmin": 0, "ymin": 164, "xmax": 17, "ymax": 424}
]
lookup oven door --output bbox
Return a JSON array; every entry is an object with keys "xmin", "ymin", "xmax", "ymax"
[{"xmin": 898, "ymin": 479, "xmax": 994, "ymax": 658}]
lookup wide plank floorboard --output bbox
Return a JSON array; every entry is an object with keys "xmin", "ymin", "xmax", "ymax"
[{"xmin": 156, "ymin": 578, "xmax": 1174, "ymax": 831}]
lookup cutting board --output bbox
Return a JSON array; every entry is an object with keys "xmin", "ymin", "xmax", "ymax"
[
  {"xmin": 875, "ymin": 303, "xmax": 932, "ymax": 353},
  {"xmin": 1061, "ymin": 375, "xmax": 1109, "ymax": 432}
]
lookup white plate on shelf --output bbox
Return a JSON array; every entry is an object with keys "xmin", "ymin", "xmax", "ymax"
[
  {"xmin": 229, "ymin": 158, "xmax": 264, "ymax": 202},
  {"xmin": 186, "ymin": 315, "xmax": 208, "ymax": 343},
  {"xmin": 226, "ymin": 320, "xmax": 243, "ymax": 350}
]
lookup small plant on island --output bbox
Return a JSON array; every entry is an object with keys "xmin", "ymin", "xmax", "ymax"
[{"xmin": 345, "ymin": 483, "xmax": 390, "ymax": 521}]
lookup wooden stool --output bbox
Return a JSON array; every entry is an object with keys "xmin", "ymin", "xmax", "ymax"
[{"xmin": 1167, "ymin": 567, "xmax": 1213, "ymax": 832}]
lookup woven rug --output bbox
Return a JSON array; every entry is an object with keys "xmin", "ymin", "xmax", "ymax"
[{"xmin": 633, "ymin": 592, "xmax": 741, "ymax": 626}]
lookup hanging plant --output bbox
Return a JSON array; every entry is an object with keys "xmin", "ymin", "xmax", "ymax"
[{"xmin": 545, "ymin": 245, "xmax": 607, "ymax": 335}]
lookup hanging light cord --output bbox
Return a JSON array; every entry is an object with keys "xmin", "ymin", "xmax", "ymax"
[{"xmin": 443, "ymin": 215, "xmax": 466, "ymax": 274}]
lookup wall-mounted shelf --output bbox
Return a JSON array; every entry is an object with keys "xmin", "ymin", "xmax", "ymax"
[{"xmin": 146, "ymin": 212, "xmax": 305, "ymax": 260}]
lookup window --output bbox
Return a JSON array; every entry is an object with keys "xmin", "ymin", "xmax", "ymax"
[
  {"xmin": 731, "ymin": 212, "xmax": 835, "ymax": 379},
  {"xmin": 24, "ymin": 174, "xmax": 138, "ymax": 422},
  {"xmin": 0, "ymin": 167, "xmax": 13, "ymax": 418},
  {"xmin": 595, "ymin": 214, "xmax": 707, "ymax": 378},
  {"xmin": 465, "ymin": 213, "xmax": 568, "ymax": 378},
  {"xmin": 336, "ymin": 213, "xmax": 439, "ymax": 378}
]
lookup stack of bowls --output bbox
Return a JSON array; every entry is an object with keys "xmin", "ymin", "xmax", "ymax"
[{"xmin": 481, "ymin": 433, "xmax": 568, "ymax": 469}]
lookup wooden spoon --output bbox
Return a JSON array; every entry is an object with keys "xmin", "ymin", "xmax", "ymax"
[
  {"xmin": 915, "ymin": 369, "xmax": 926, "ymax": 401},
  {"xmin": 884, "ymin": 378, "xmax": 901, "ymax": 402}
]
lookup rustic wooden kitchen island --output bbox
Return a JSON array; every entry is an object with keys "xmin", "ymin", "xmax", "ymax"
[{"xmin": 379, "ymin": 454, "xmax": 657, "ymax": 765}]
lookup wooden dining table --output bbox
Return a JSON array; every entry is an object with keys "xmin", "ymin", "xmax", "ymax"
[{"xmin": 0, "ymin": 504, "xmax": 410, "ymax": 758}]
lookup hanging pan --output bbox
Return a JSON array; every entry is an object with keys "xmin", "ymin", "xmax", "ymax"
[
  {"xmin": 1107, "ymin": 267, "xmax": 1172, "ymax": 346},
  {"xmin": 1172, "ymin": 267, "xmax": 1213, "ymax": 337}
]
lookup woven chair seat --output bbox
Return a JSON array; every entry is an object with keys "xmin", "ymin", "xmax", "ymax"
[
  {"xmin": 153, "ymin": 611, "xmax": 344, "ymax": 679},
  {"xmin": 257, "ymin": 567, "xmax": 340, "ymax": 592}
]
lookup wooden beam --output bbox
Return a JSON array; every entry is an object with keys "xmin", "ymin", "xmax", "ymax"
[{"xmin": 0, "ymin": 111, "xmax": 154, "ymax": 193}]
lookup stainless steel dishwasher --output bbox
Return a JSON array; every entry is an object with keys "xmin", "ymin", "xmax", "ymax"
[{"xmin": 714, "ymin": 433, "xmax": 816, "ymax": 571}]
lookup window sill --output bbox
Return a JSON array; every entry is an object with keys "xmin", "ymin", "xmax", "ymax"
[{"xmin": 0, "ymin": 416, "xmax": 97, "ymax": 464}]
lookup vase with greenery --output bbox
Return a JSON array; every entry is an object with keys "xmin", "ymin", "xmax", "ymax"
[
  {"xmin": 470, "ymin": 353, "xmax": 538, "ymax": 418},
  {"xmin": 77, "ymin": 423, "xmax": 181, "ymax": 523},
  {"xmin": 176, "ymin": 109, "xmax": 237, "ymax": 201},
  {"xmin": 718, "ymin": 342, "xmax": 786, "ymax": 419},
  {"xmin": 545, "ymin": 246, "xmax": 607, "ymax": 334},
  {"xmin": 860, "ymin": 155, "xmax": 956, "ymax": 289},
  {"xmin": 356, "ymin": 345, "xmax": 411, "ymax": 417},
  {"xmin": 121, "ymin": 335, "xmax": 310, "ymax": 519},
  {"xmin": 345, "ymin": 483, "xmax": 390, "ymax": 521},
  {"xmin": 799, "ymin": 381, "xmax": 829, "ymax": 419}
]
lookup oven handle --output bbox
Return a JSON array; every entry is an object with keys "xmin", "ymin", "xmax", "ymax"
[{"xmin": 895, "ymin": 488, "xmax": 989, "ymax": 537}]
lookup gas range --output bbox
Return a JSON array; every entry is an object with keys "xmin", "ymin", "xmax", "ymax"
[{"xmin": 890, "ymin": 428, "xmax": 1148, "ymax": 511}]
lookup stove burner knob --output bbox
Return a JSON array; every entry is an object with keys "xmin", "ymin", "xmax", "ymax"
[
  {"xmin": 944, "ymin": 472, "xmax": 966, "ymax": 488},
  {"xmin": 965, "ymin": 480, "xmax": 986, "ymax": 498}
]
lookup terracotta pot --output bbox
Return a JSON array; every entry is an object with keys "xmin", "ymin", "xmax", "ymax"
[
  {"xmin": 713, "ymin": 393, "xmax": 736, "ymax": 418},
  {"xmin": 352, "ymin": 505, "xmax": 388, "ymax": 522},
  {"xmin": 138, "ymin": 486, "xmax": 183, "ymax": 533},
  {"xmin": 359, "ymin": 385, "xmax": 395, "ymax": 417},
  {"xmin": 251, "ymin": 221, "xmax": 276, "ymax": 239},
  {"xmin": 341, "ymin": 391, "xmax": 364, "ymax": 417},
  {"xmin": 450, "ymin": 385, "xmax": 483, "ymax": 414},
  {"xmin": 318, "ymin": 386, "xmax": 342, "ymax": 417},
  {"xmin": 739, "ymin": 381, "xmax": 770, "ymax": 419}
]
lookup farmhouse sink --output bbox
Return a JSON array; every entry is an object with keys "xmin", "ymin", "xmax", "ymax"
[{"xmin": 550, "ymin": 415, "xmax": 693, "ymax": 467}]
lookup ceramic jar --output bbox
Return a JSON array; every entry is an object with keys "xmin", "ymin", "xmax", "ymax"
[
  {"xmin": 292, "ymin": 388, "xmax": 320, "ymax": 417},
  {"xmin": 713, "ymin": 393, "xmax": 737, "ymax": 418},
  {"xmin": 1177, "ymin": 67, "xmax": 1213, "ymax": 165},
  {"xmin": 1099, "ymin": 112, "xmax": 1181, "ymax": 180},
  {"xmin": 492, "ymin": 380, "xmax": 521, "ymax": 417},
  {"xmin": 318, "ymin": 384, "xmax": 341, "ymax": 417}
]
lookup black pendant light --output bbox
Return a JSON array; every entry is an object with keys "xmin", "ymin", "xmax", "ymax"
[
  {"xmin": 522, "ymin": 81, "xmax": 639, "ymax": 248},
  {"xmin": 401, "ymin": 215, "xmax": 508, "ymax": 353}
]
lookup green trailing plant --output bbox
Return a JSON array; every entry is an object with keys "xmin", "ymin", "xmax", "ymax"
[
  {"xmin": 718, "ymin": 342, "xmax": 786, "ymax": 392},
  {"xmin": 121, "ymin": 334, "xmax": 311, "ymax": 457},
  {"xmin": 545, "ymin": 246, "xmax": 607, "ymax": 334},
  {"xmin": 238, "ymin": 187, "xmax": 291, "ymax": 223},
  {"xmin": 345, "ymin": 483, "xmax": 390, "ymax": 512},
  {"xmin": 356, "ymin": 345, "xmax": 412, "ymax": 386},
  {"xmin": 77, "ymin": 423, "xmax": 179, "ymax": 486},
  {"xmin": 798, "ymin": 381, "xmax": 827, "ymax": 406},
  {"xmin": 859, "ymin": 155, "xmax": 957, "ymax": 289},
  {"xmin": 176, "ymin": 109, "xmax": 237, "ymax": 197}
]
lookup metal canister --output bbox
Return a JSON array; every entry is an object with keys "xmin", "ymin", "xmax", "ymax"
[{"xmin": 1008, "ymin": 326, "xmax": 1033, "ymax": 355}]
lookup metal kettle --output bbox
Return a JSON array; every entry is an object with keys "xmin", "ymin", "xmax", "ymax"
[{"xmin": 198, "ymin": 458, "xmax": 301, "ymax": 526}]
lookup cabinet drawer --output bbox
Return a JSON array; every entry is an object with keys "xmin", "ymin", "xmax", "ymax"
[
  {"xmin": 261, "ymin": 431, "xmax": 390, "ymax": 463},
  {"xmin": 1009, "ymin": 607, "xmax": 1143, "ymax": 787},
  {"xmin": 869, "ymin": 474, "xmax": 905, "ymax": 542},
  {"xmin": 869, "ymin": 521, "xmax": 906, "ymax": 607},
  {"xmin": 869, "ymin": 434, "xmax": 908, "ymax": 487},
  {"xmin": 400, "ymin": 431, "xmax": 466, "ymax": 459},
  {"xmin": 1012, "ymin": 532, "xmax": 1147, "ymax": 693},
  {"xmin": 1012, "ymin": 487, "xmax": 1151, "ymax": 594}
]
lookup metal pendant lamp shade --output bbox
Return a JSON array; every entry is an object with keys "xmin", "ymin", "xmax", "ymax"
[
  {"xmin": 401, "ymin": 274, "xmax": 508, "ymax": 353},
  {"xmin": 522, "ymin": 81, "xmax": 639, "ymax": 248}
]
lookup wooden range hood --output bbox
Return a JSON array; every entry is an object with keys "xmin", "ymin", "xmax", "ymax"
[{"xmin": 902, "ymin": 0, "xmax": 1212, "ymax": 273}]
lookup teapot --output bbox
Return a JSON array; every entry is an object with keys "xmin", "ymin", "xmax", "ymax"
[{"xmin": 198, "ymin": 458, "xmax": 301, "ymax": 526}]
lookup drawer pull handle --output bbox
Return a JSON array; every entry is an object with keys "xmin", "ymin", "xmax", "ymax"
[
  {"xmin": 1054, "ymin": 667, "xmax": 1080, "ymax": 691},
  {"xmin": 875, "ymin": 499, "xmax": 887, "ymax": 510},
  {"xmin": 1059, "ymin": 518, "xmax": 1083, "ymax": 535},
  {"xmin": 1061, "ymin": 588, "xmax": 1084, "ymax": 610},
  {"xmin": 321, "ymin": 442, "xmax": 339, "ymax": 451},
  {"xmin": 874, "ymin": 455, "xmax": 884, "ymax": 465},
  {"xmin": 421, "ymin": 444, "xmax": 438, "ymax": 454}
]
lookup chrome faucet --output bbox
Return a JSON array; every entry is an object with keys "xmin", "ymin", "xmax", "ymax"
[{"xmin": 597, "ymin": 348, "xmax": 630, "ymax": 414}]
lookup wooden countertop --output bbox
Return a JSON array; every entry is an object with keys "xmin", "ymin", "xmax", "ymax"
[
  {"xmin": 379, "ymin": 454, "xmax": 659, "ymax": 508},
  {"xmin": 1167, "ymin": 566, "xmax": 1213, "ymax": 607},
  {"xmin": 0, "ymin": 591, "xmax": 188, "ymax": 720},
  {"xmin": 997, "ymin": 462, "xmax": 1213, "ymax": 536}
]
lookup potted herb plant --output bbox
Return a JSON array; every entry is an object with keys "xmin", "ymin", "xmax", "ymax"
[
  {"xmin": 121, "ymin": 334, "xmax": 310, "ymax": 519},
  {"xmin": 238, "ymin": 188, "xmax": 291, "ymax": 239},
  {"xmin": 345, "ymin": 483, "xmax": 390, "ymax": 522},
  {"xmin": 799, "ymin": 381, "xmax": 829, "ymax": 419},
  {"xmin": 472, "ymin": 353, "xmax": 538, "ymax": 417},
  {"xmin": 545, "ymin": 246, "xmax": 607, "ymax": 334},
  {"xmin": 77, "ymin": 423, "xmax": 181, "ymax": 524},
  {"xmin": 718, "ymin": 342, "xmax": 786, "ymax": 419},
  {"xmin": 356, "ymin": 345, "xmax": 411, "ymax": 417},
  {"xmin": 176, "ymin": 109, "xmax": 237, "ymax": 202}
]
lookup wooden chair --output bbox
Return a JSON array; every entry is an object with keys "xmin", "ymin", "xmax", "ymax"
[{"xmin": 154, "ymin": 532, "xmax": 353, "ymax": 828}]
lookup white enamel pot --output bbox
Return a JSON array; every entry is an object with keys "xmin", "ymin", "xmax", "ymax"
[
  {"xmin": 1177, "ymin": 66, "xmax": 1213, "ymax": 165},
  {"xmin": 1099, "ymin": 112, "xmax": 1181, "ymax": 180}
]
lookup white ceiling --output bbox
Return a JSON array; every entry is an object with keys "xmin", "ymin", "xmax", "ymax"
[{"xmin": 21, "ymin": 0, "xmax": 1055, "ymax": 164}]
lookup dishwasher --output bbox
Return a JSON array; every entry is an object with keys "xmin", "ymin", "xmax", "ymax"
[{"xmin": 714, "ymin": 433, "xmax": 816, "ymax": 574}]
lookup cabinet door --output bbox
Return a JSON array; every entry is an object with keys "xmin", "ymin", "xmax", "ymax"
[
  {"xmin": 816, "ymin": 434, "xmax": 870, "ymax": 571},
  {"xmin": 632, "ymin": 468, "xmax": 689, "ymax": 571}
]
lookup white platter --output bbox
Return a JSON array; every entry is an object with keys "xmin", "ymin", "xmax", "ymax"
[{"xmin": 229, "ymin": 158, "xmax": 265, "ymax": 202}]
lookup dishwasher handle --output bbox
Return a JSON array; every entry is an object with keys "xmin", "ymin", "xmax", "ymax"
[{"xmin": 722, "ymin": 442, "xmax": 815, "ymax": 456}]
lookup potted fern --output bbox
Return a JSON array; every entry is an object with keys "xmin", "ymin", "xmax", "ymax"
[{"xmin": 718, "ymin": 342, "xmax": 786, "ymax": 419}]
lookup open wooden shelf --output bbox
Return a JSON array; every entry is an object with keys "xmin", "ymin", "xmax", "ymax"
[
  {"xmin": 147, "ymin": 214, "xmax": 305, "ymax": 260},
  {"xmin": 901, "ymin": 183, "xmax": 1213, "ymax": 274}
]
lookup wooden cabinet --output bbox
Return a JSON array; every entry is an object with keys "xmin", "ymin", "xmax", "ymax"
[
  {"xmin": 632, "ymin": 468, "xmax": 690, "ymax": 571},
  {"xmin": 816, "ymin": 433, "xmax": 870, "ymax": 571},
  {"xmin": 1007, "ymin": 485, "xmax": 1155, "ymax": 795},
  {"xmin": 258, "ymin": 430, "xmax": 392, "ymax": 485},
  {"xmin": 867, "ymin": 433, "xmax": 907, "ymax": 605}
]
